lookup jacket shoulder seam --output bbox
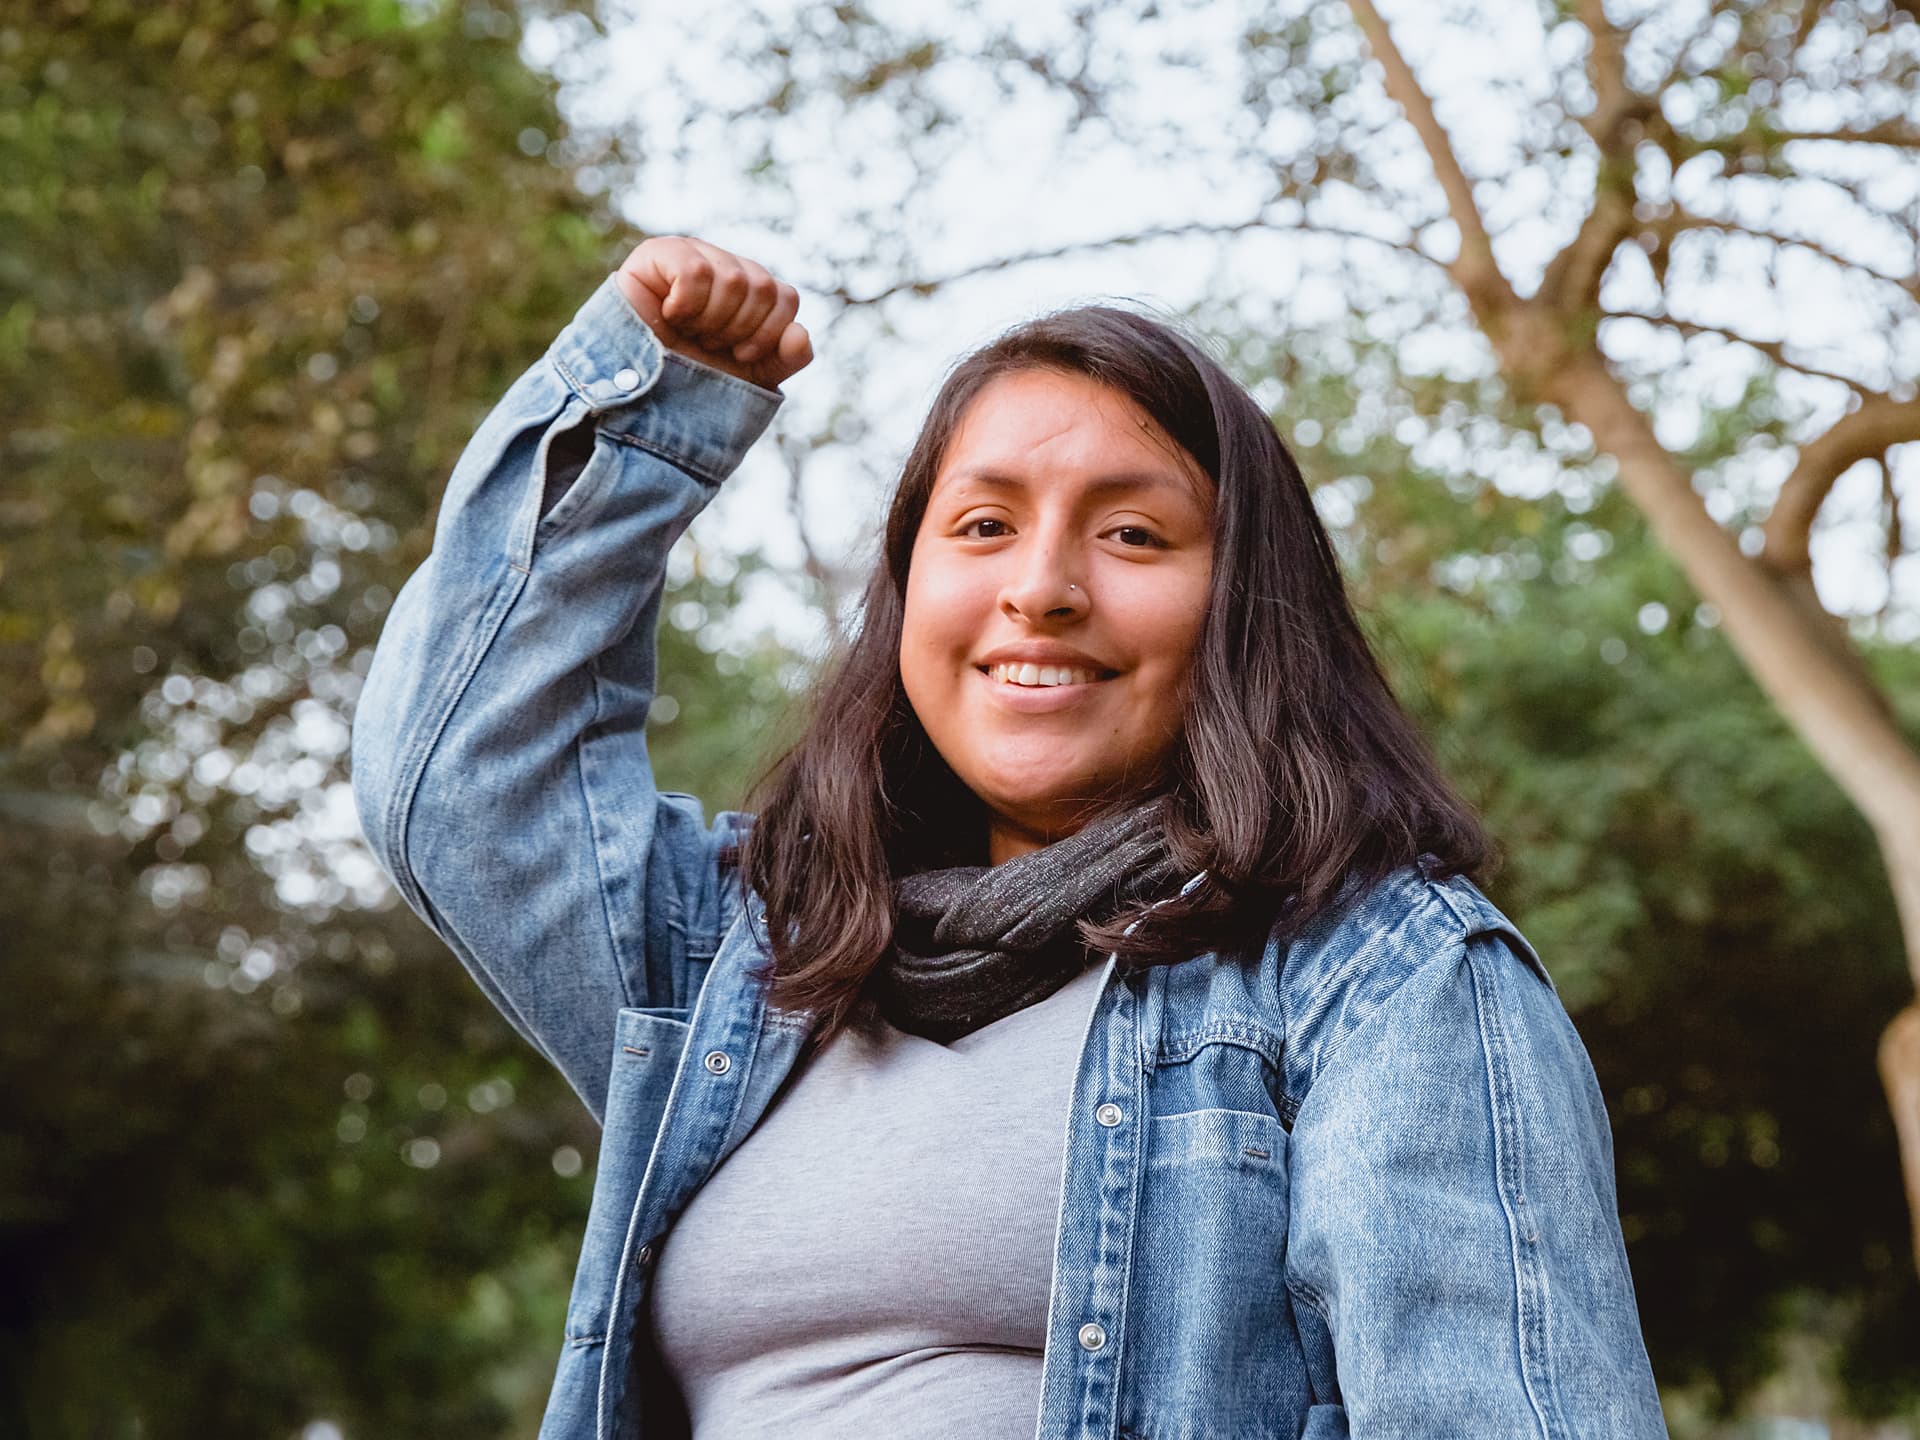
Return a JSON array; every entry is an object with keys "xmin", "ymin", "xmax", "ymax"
[
  {"xmin": 1281, "ymin": 875, "xmax": 1462, "ymax": 1107},
  {"xmin": 1426, "ymin": 875, "xmax": 1554, "ymax": 987}
]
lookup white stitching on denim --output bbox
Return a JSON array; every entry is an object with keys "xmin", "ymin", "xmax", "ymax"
[
  {"xmin": 1157, "ymin": 1019, "xmax": 1283, "ymax": 1068},
  {"xmin": 1470, "ymin": 934, "xmax": 1563, "ymax": 1440},
  {"xmin": 575, "ymin": 660, "xmax": 640, "ymax": 1013}
]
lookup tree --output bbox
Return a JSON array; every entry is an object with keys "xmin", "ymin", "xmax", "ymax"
[
  {"xmin": 582, "ymin": 0, "xmax": 1920, "ymax": 1269},
  {"xmin": 1202, "ymin": 303, "xmax": 1920, "ymax": 1414},
  {"xmin": 0, "ymin": 0, "xmax": 797, "ymax": 1432},
  {"xmin": 1339, "ymin": 0, "xmax": 1920, "ymax": 1272},
  {"xmin": 8, "ymin": 0, "xmax": 1917, "ymax": 1428},
  {"xmin": 1378, "ymin": 499, "xmax": 1920, "ymax": 1413}
]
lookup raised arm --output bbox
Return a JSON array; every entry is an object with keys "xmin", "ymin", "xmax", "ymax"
[
  {"xmin": 1283, "ymin": 928, "xmax": 1668, "ymax": 1438},
  {"xmin": 350, "ymin": 238, "xmax": 810, "ymax": 1122}
]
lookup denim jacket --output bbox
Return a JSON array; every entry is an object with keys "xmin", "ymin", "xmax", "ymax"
[{"xmin": 351, "ymin": 274, "xmax": 1668, "ymax": 1440}]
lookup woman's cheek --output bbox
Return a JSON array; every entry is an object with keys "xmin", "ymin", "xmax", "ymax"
[{"xmin": 921, "ymin": 556, "xmax": 986, "ymax": 614}]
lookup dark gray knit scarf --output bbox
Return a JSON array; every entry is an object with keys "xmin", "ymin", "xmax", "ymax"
[{"xmin": 874, "ymin": 796, "xmax": 1183, "ymax": 1044}]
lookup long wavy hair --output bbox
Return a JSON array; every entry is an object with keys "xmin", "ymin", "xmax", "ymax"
[{"xmin": 736, "ymin": 302, "xmax": 1495, "ymax": 1053}]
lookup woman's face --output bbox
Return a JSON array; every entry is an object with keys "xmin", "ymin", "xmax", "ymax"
[{"xmin": 900, "ymin": 368, "xmax": 1215, "ymax": 864}]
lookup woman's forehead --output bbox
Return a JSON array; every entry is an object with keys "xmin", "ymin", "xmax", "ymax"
[{"xmin": 935, "ymin": 370, "xmax": 1212, "ymax": 502}]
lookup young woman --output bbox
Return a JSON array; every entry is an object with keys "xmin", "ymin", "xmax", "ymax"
[{"xmin": 352, "ymin": 235, "xmax": 1668, "ymax": 1439}]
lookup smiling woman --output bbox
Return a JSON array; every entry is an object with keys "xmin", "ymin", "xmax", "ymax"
[
  {"xmin": 352, "ymin": 234, "xmax": 1669, "ymax": 1439},
  {"xmin": 743, "ymin": 292, "xmax": 1501, "ymax": 1057},
  {"xmin": 901, "ymin": 369, "xmax": 1215, "ymax": 864}
]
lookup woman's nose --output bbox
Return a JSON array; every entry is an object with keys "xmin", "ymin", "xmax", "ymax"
[{"xmin": 999, "ymin": 543, "xmax": 1088, "ymax": 622}]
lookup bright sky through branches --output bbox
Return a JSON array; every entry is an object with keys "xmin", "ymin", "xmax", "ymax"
[{"xmin": 523, "ymin": 0, "xmax": 1920, "ymax": 654}]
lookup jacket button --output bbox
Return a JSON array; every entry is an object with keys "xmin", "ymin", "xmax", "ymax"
[
  {"xmin": 704, "ymin": 1050, "xmax": 731, "ymax": 1075},
  {"xmin": 613, "ymin": 366, "xmax": 641, "ymax": 391},
  {"xmin": 1095, "ymin": 1103, "xmax": 1123, "ymax": 1127},
  {"xmin": 1077, "ymin": 1322, "xmax": 1107, "ymax": 1351}
]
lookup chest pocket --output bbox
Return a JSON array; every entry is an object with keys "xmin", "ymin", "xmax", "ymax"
[{"xmin": 1119, "ymin": 1028, "xmax": 1311, "ymax": 1440}]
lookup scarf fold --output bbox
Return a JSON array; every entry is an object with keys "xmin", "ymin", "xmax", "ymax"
[{"xmin": 873, "ymin": 797, "xmax": 1183, "ymax": 1044}]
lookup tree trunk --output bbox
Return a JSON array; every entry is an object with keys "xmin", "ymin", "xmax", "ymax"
[{"xmin": 1549, "ymin": 350, "xmax": 1920, "ymax": 1270}]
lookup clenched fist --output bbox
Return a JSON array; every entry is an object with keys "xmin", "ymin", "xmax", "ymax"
[{"xmin": 612, "ymin": 236, "xmax": 813, "ymax": 393}]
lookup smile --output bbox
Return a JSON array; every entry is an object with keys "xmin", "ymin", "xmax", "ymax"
[
  {"xmin": 983, "ymin": 662, "xmax": 1113, "ymax": 687},
  {"xmin": 973, "ymin": 663, "xmax": 1119, "ymax": 712}
]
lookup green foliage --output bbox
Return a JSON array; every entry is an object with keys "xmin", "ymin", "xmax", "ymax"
[
  {"xmin": 6, "ymin": 0, "xmax": 1918, "ymax": 1434},
  {"xmin": 1365, "ymin": 504, "xmax": 1920, "ymax": 1419},
  {"xmin": 0, "ymin": 1, "xmax": 787, "ymax": 1436}
]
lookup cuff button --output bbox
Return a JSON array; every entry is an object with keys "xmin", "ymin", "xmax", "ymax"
[{"xmin": 613, "ymin": 366, "xmax": 641, "ymax": 392}]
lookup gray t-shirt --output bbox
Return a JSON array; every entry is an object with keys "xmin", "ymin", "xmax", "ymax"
[{"xmin": 647, "ymin": 958, "xmax": 1109, "ymax": 1438}]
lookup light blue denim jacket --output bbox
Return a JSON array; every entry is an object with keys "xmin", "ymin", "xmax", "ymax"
[{"xmin": 351, "ymin": 274, "xmax": 1669, "ymax": 1440}]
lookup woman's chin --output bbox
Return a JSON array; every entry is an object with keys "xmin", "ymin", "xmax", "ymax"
[{"xmin": 972, "ymin": 779, "xmax": 1110, "ymax": 836}]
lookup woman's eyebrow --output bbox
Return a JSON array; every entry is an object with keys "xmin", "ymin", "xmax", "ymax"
[{"xmin": 944, "ymin": 467, "xmax": 1190, "ymax": 499}]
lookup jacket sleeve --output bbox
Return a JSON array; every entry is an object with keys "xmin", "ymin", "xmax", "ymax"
[
  {"xmin": 1283, "ymin": 929, "xmax": 1668, "ymax": 1439},
  {"xmin": 349, "ymin": 273, "xmax": 781, "ymax": 1123}
]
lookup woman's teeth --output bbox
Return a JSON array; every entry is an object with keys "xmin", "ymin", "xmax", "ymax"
[{"xmin": 989, "ymin": 662, "xmax": 1099, "ymax": 687}]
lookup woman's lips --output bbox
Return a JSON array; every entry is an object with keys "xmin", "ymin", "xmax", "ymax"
[{"xmin": 974, "ymin": 664, "xmax": 1116, "ymax": 712}]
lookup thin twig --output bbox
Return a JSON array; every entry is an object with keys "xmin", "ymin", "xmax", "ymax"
[
  {"xmin": 775, "ymin": 428, "xmax": 845, "ymax": 631},
  {"xmin": 1600, "ymin": 305, "xmax": 1873, "ymax": 393},
  {"xmin": 800, "ymin": 214, "xmax": 1444, "ymax": 310},
  {"xmin": 1665, "ymin": 208, "xmax": 1920, "ymax": 304}
]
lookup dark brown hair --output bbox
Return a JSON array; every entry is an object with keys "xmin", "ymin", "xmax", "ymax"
[{"xmin": 737, "ymin": 302, "xmax": 1495, "ymax": 1051}]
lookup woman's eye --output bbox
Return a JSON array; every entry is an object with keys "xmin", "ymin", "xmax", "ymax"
[{"xmin": 959, "ymin": 518, "xmax": 1162, "ymax": 546}]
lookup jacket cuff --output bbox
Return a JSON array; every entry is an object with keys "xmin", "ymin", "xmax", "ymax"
[{"xmin": 545, "ymin": 272, "xmax": 784, "ymax": 488}]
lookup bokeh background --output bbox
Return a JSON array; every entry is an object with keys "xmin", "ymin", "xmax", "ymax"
[{"xmin": 5, "ymin": 0, "xmax": 1920, "ymax": 1435}]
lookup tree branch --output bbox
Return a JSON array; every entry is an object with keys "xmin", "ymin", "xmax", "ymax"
[
  {"xmin": 1600, "ymin": 306, "xmax": 1874, "ymax": 393},
  {"xmin": 1792, "ymin": 0, "xmax": 1824, "ymax": 60},
  {"xmin": 1343, "ymin": 0, "xmax": 1513, "ymax": 316},
  {"xmin": 1538, "ymin": 0, "xmax": 1658, "ymax": 314},
  {"xmin": 1698, "ymin": 121, "xmax": 1920, "ymax": 154},
  {"xmin": 809, "ymin": 214, "xmax": 1445, "ymax": 309},
  {"xmin": 1882, "ymin": 458, "xmax": 1905, "ymax": 622},
  {"xmin": 1765, "ymin": 395, "xmax": 1920, "ymax": 573},
  {"xmin": 1657, "ymin": 0, "xmax": 1744, "ymax": 92},
  {"xmin": 775, "ymin": 429, "xmax": 845, "ymax": 627},
  {"xmin": 1576, "ymin": 0, "xmax": 1639, "ymax": 143},
  {"xmin": 1528, "ymin": 0, "xmax": 1651, "ymax": 318},
  {"xmin": 1665, "ymin": 208, "xmax": 1920, "ymax": 303}
]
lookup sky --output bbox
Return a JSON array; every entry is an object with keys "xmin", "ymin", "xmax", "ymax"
[{"xmin": 519, "ymin": 0, "xmax": 1920, "ymax": 654}]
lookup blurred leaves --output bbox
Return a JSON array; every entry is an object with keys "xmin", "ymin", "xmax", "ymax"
[
  {"xmin": 3, "ymin": 0, "xmax": 1918, "ymax": 1435},
  {"xmin": 0, "ymin": 0, "xmax": 787, "ymax": 1435},
  {"xmin": 1377, "ymin": 535, "xmax": 1920, "ymax": 1405}
]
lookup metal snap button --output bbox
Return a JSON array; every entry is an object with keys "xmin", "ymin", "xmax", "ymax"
[
  {"xmin": 1077, "ymin": 1321, "xmax": 1107, "ymax": 1351},
  {"xmin": 703, "ymin": 1050, "xmax": 730, "ymax": 1075},
  {"xmin": 637, "ymin": 1244, "xmax": 654, "ymax": 1268},
  {"xmin": 1095, "ymin": 1102, "xmax": 1123, "ymax": 1127},
  {"xmin": 613, "ymin": 366, "xmax": 641, "ymax": 391}
]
